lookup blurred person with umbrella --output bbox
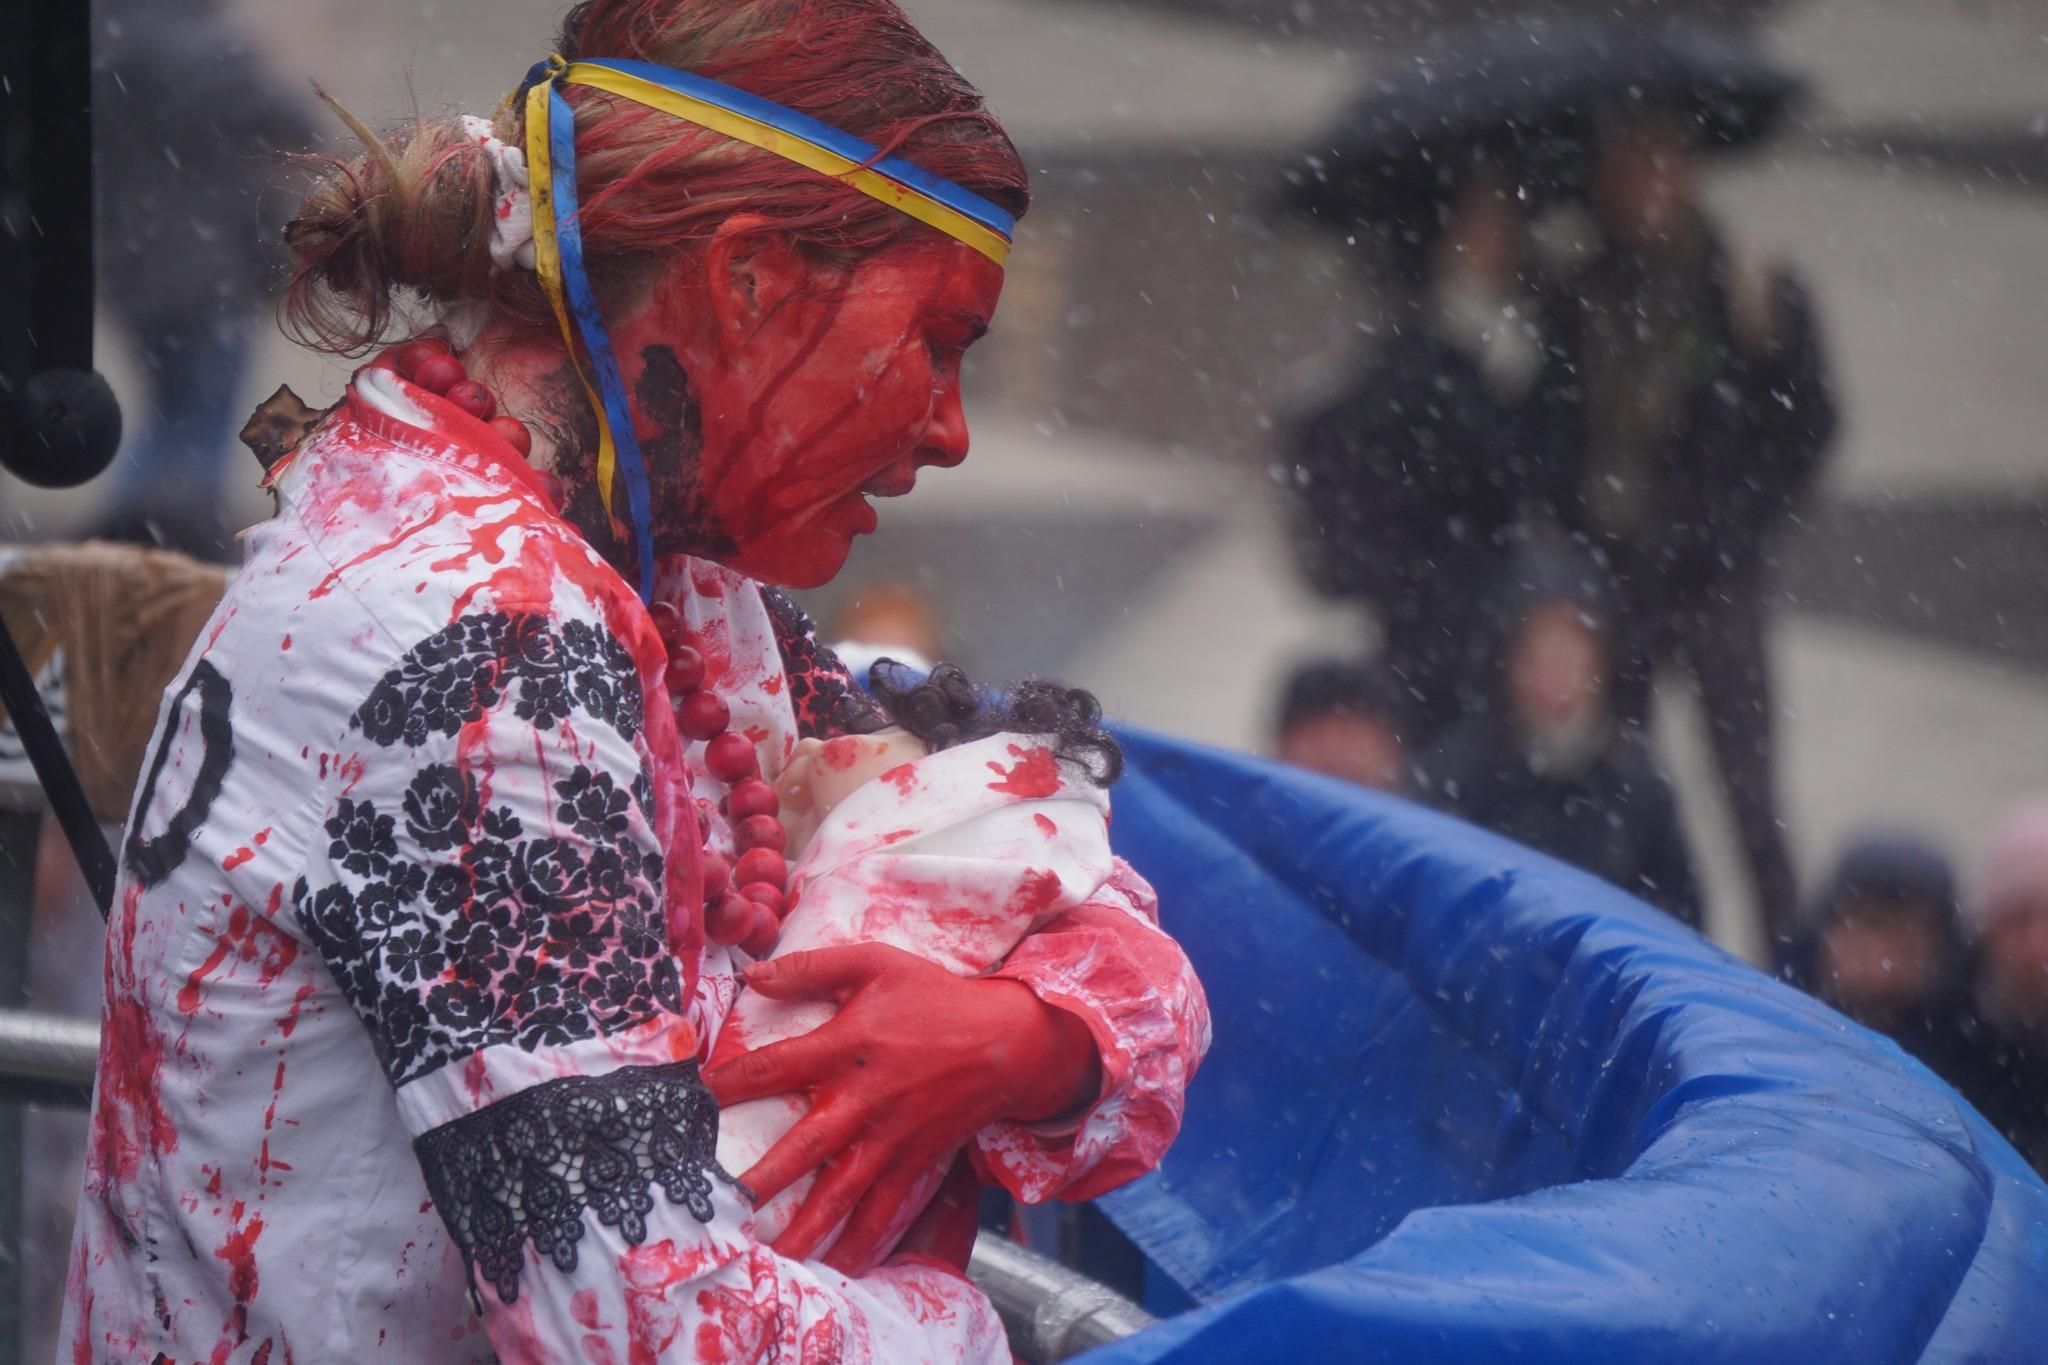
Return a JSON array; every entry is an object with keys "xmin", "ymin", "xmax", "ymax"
[
  {"xmin": 1280, "ymin": 21, "xmax": 1835, "ymax": 942},
  {"xmin": 1280, "ymin": 129, "xmax": 1551, "ymax": 741},
  {"xmin": 1527, "ymin": 27, "xmax": 1837, "ymax": 951}
]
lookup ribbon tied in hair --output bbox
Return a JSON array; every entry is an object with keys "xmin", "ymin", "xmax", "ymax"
[{"xmin": 512, "ymin": 55, "xmax": 1017, "ymax": 602}]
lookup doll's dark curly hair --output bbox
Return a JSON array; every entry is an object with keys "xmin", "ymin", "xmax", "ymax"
[{"xmin": 867, "ymin": 661, "xmax": 1123, "ymax": 787}]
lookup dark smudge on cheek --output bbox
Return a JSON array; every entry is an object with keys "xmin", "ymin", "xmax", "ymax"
[
  {"xmin": 535, "ymin": 348, "xmax": 735, "ymax": 577},
  {"xmin": 634, "ymin": 345, "xmax": 734, "ymax": 562}
]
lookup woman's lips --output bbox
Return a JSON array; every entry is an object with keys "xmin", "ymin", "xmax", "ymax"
[
  {"xmin": 835, "ymin": 493, "xmax": 880, "ymax": 536},
  {"xmin": 842, "ymin": 475, "xmax": 914, "ymax": 535}
]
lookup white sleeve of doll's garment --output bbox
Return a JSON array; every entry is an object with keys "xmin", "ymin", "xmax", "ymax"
[{"xmin": 976, "ymin": 859, "xmax": 1213, "ymax": 1205}]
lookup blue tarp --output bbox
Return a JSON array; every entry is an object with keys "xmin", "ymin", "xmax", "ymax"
[{"xmin": 1085, "ymin": 728, "xmax": 2048, "ymax": 1363}]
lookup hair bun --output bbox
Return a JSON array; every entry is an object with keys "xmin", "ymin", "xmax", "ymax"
[{"xmin": 283, "ymin": 97, "xmax": 502, "ymax": 355}]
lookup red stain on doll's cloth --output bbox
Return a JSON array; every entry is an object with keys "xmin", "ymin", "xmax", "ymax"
[
  {"xmin": 1034, "ymin": 814, "xmax": 1059, "ymax": 837},
  {"xmin": 987, "ymin": 744, "xmax": 1060, "ymax": 798},
  {"xmin": 1010, "ymin": 868, "xmax": 1067, "ymax": 917},
  {"xmin": 879, "ymin": 763, "xmax": 918, "ymax": 796}
]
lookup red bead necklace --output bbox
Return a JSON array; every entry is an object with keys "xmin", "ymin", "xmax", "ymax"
[
  {"xmin": 371, "ymin": 337, "xmax": 538, "ymax": 461},
  {"xmin": 371, "ymin": 336, "xmax": 792, "ymax": 958},
  {"xmin": 652, "ymin": 600, "xmax": 792, "ymax": 959}
]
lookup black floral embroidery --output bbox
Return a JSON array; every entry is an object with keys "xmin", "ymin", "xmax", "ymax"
[
  {"xmin": 415, "ymin": 1062, "xmax": 725, "ymax": 1309},
  {"xmin": 403, "ymin": 764, "xmax": 481, "ymax": 852},
  {"xmin": 760, "ymin": 586, "xmax": 885, "ymax": 740},
  {"xmin": 351, "ymin": 611, "xmax": 641, "ymax": 748},
  {"xmin": 554, "ymin": 765, "xmax": 633, "ymax": 843},
  {"xmin": 298, "ymin": 613, "xmax": 683, "ymax": 1087},
  {"xmin": 328, "ymin": 797, "xmax": 398, "ymax": 879}
]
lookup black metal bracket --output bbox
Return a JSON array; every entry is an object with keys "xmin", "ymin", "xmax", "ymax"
[{"xmin": 0, "ymin": 614, "xmax": 115, "ymax": 917}]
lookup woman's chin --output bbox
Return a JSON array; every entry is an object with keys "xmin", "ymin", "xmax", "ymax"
[
  {"xmin": 721, "ymin": 497, "xmax": 879, "ymax": 588},
  {"xmin": 729, "ymin": 530, "xmax": 857, "ymax": 590}
]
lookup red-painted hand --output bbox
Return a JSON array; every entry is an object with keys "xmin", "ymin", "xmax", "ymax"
[{"xmin": 703, "ymin": 943, "xmax": 1101, "ymax": 1274}]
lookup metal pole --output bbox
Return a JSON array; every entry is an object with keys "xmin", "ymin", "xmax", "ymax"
[
  {"xmin": 967, "ymin": 1235, "xmax": 1157, "ymax": 1363},
  {"xmin": 0, "ymin": 814, "xmax": 38, "ymax": 1360},
  {"xmin": 0, "ymin": 617, "xmax": 114, "ymax": 917}
]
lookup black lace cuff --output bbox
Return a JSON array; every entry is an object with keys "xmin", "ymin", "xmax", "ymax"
[{"xmin": 414, "ymin": 1061, "xmax": 727, "ymax": 1309}]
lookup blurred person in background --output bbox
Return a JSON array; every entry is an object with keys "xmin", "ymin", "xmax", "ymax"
[
  {"xmin": 1272, "ymin": 656, "xmax": 1415, "ymax": 795},
  {"xmin": 1529, "ymin": 109, "xmax": 1838, "ymax": 948},
  {"xmin": 1951, "ymin": 800, "xmax": 2048, "ymax": 1175},
  {"xmin": 1415, "ymin": 532, "xmax": 1700, "ymax": 926},
  {"xmin": 826, "ymin": 577, "xmax": 944, "ymax": 680},
  {"xmin": 90, "ymin": 0, "xmax": 314, "ymax": 561},
  {"xmin": 1782, "ymin": 832, "xmax": 1972, "ymax": 1078},
  {"xmin": 1285, "ymin": 152, "xmax": 1546, "ymax": 739}
]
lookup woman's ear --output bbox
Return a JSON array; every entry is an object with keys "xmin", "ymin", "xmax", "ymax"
[{"xmin": 704, "ymin": 213, "xmax": 815, "ymax": 341}]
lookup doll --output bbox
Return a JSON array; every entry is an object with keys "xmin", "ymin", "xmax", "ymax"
[{"xmin": 710, "ymin": 664, "xmax": 1123, "ymax": 1252}]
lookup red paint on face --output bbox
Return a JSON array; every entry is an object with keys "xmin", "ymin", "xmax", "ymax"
[
  {"xmin": 688, "ymin": 241, "xmax": 1004, "ymax": 588},
  {"xmin": 987, "ymin": 744, "xmax": 1060, "ymax": 798}
]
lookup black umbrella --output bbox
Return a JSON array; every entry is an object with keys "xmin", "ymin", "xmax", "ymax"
[{"xmin": 1278, "ymin": 19, "xmax": 1807, "ymax": 228}]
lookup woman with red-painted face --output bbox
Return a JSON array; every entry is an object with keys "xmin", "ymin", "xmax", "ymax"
[{"xmin": 62, "ymin": 3, "xmax": 1209, "ymax": 1361}]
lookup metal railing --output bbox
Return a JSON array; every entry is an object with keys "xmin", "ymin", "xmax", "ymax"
[{"xmin": 0, "ymin": 1006, "xmax": 1151, "ymax": 1363}]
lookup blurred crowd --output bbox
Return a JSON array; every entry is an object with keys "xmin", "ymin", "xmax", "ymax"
[{"xmin": 1263, "ymin": 23, "xmax": 2048, "ymax": 1179}]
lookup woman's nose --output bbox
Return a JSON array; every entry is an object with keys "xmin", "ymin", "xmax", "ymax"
[{"xmin": 916, "ymin": 389, "xmax": 970, "ymax": 469}]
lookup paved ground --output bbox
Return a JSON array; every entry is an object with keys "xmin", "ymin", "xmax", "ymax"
[{"xmin": 5, "ymin": 0, "xmax": 2046, "ymax": 966}]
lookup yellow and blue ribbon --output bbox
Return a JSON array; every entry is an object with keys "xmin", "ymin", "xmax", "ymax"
[{"xmin": 517, "ymin": 56, "xmax": 1016, "ymax": 601}]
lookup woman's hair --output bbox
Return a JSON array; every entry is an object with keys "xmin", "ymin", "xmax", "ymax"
[
  {"xmin": 283, "ymin": 0, "xmax": 1029, "ymax": 355},
  {"xmin": 868, "ymin": 662, "xmax": 1124, "ymax": 788}
]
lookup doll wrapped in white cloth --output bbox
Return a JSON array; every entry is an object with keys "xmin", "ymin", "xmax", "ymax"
[{"xmin": 709, "ymin": 665, "xmax": 1122, "ymax": 1251}]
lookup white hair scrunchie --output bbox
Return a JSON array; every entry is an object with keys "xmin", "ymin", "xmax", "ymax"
[{"xmin": 460, "ymin": 114, "xmax": 535, "ymax": 273}]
